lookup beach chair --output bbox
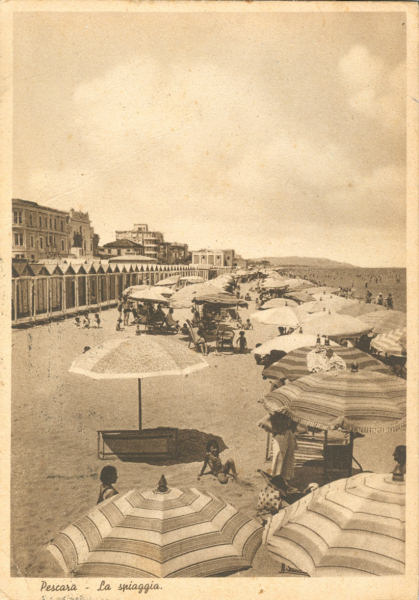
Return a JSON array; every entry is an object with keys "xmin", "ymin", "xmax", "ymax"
[
  {"xmin": 216, "ymin": 325, "xmax": 235, "ymax": 353},
  {"xmin": 185, "ymin": 321, "xmax": 203, "ymax": 353}
]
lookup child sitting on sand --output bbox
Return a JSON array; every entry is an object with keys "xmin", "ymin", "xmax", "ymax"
[
  {"xmin": 74, "ymin": 316, "xmax": 81, "ymax": 327},
  {"xmin": 97, "ymin": 465, "xmax": 118, "ymax": 504},
  {"xmin": 82, "ymin": 313, "xmax": 90, "ymax": 328},
  {"xmin": 244, "ymin": 318, "xmax": 253, "ymax": 330},
  {"xmin": 198, "ymin": 439, "xmax": 237, "ymax": 484}
]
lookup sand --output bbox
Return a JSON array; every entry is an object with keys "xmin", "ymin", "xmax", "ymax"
[{"xmin": 11, "ymin": 281, "xmax": 405, "ymax": 577}]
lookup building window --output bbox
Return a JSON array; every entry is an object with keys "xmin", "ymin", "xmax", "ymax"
[
  {"xmin": 54, "ymin": 218, "xmax": 57, "ymax": 230},
  {"xmin": 13, "ymin": 210, "xmax": 22, "ymax": 224},
  {"xmin": 49, "ymin": 235, "xmax": 53, "ymax": 246},
  {"xmin": 44, "ymin": 217, "xmax": 48, "ymax": 227},
  {"xmin": 39, "ymin": 237, "xmax": 43, "ymax": 249},
  {"xmin": 49, "ymin": 217, "xmax": 52, "ymax": 229},
  {"xmin": 61, "ymin": 240, "xmax": 65, "ymax": 251},
  {"xmin": 29, "ymin": 213, "xmax": 33, "ymax": 226},
  {"xmin": 14, "ymin": 233, "xmax": 23, "ymax": 246},
  {"xmin": 30, "ymin": 236, "xmax": 34, "ymax": 247},
  {"xmin": 60, "ymin": 221, "xmax": 63, "ymax": 232},
  {"xmin": 39, "ymin": 216, "xmax": 42, "ymax": 227}
]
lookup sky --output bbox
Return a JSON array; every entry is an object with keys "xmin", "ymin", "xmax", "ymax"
[{"xmin": 13, "ymin": 10, "xmax": 406, "ymax": 267}]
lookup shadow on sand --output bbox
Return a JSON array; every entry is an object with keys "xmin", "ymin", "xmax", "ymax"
[{"xmin": 102, "ymin": 427, "xmax": 227, "ymax": 465}]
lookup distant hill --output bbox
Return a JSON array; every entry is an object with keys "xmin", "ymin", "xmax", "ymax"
[{"xmin": 251, "ymin": 256, "xmax": 357, "ymax": 269}]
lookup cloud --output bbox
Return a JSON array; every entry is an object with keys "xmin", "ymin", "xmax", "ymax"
[{"xmin": 339, "ymin": 46, "xmax": 405, "ymax": 130}]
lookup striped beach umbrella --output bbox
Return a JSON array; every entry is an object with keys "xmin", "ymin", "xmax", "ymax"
[
  {"xmin": 262, "ymin": 370, "xmax": 406, "ymax": 433},
  {"xmin": 356, "ymin": 310, "xmax": 406, "ymax": 334},
  {"xmin": 371, "ymin": 328, "xmax": 407, "ymax": 357},
  {"xmin": 47, "ymin": 481, "xmax": 263, "ymax": 577},
  {"xmin": 263, "ymin": 346, "xmax": 390, "ymax": 382},
  {"xmin": 264, "ymin": 471, "xmax": 405, "ymax": 576}
]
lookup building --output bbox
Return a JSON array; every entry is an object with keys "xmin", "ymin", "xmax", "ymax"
[
  {"xmin": 234, "ymin": 254, "xmax": 248, "ymax": 269},
  {"xmin": 115, "ymin": 224, "xmax": 164, "ymax": 261},
  {"xmin": 69, "ymin": 209, "xmax": 95, "ymax": 258},
  {"xmin": 12, "ymin": 198, "xmax": 70, "ymax": 261},
  {"xmin": 191, "ymin": 249, "xmax": 235, "ymax": 267},
  {"xmin": 102, "ymin": 239, "xmax": 145, "ymax": 257},
  {"xmin": 159, "ymin": 242, "xmax": 190, "ymax": 264}
]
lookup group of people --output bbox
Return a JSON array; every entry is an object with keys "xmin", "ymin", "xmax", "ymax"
[
  {"xmin": 365, "ymin": 290, "xmax": 393, "ymax": 308},
  {"xmin": 74, "ymin": 312, "xmax": 101, "ymax": 329},
  {"xmin": 116, "ymin": 297, "xmax": 179, "ymax": 333}
]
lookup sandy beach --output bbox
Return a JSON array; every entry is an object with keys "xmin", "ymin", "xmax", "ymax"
[{"xmin": 11, "ymin": 282, "xmax": 405, "ymax": 577}]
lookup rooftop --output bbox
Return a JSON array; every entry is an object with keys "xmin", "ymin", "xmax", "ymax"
[{"xmin": 103, "ymin": 239, "xmax": 144, "ymax": 249}]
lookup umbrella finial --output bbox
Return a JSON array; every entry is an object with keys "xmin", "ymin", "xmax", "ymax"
[{"xmin": 155, "ymin": 475, "xmax": 169, "ymax": 493}]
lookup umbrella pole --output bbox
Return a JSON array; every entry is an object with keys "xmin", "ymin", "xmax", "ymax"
[{"xmin": 138, "ymin": 378, "xmax": 142, "ymax": 430}]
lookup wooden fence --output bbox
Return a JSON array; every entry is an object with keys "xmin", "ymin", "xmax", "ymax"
[{"xmin": 12, "ymin": 263, "xmax": 231, "ymax": 327}]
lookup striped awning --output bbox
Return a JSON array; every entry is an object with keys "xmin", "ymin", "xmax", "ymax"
[
  {"xmin": 264, "ymin": 472, "xmax": 405, "ymax": 576},
  {"xmin": 357, "ymin": 310, "xmax": 406, "ymax": 334},
  {"xmin": 47, "ymin": 486, "xmax": 262, "ymax": 577},
  {"xmin": 371, "ymin": 328, "xmax": 407, "ymax": 357},
  {"xmin": 262, "ymin": 370, "xmax": 406, "ymax": 433},
  {"xmin": 263, "ymin": 346, "xmax": 390, "ymax": 382}
]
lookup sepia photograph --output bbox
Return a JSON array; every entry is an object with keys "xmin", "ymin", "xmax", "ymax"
[{"xmin": 1, "ymin": 1, "xmax": 418, "ymax": 599}]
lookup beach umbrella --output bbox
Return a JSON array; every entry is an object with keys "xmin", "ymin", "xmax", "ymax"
[
  {"xmin": 69, "ymin": 335, "xmax": 208, "ymax": 429},
  {"xmin": 355, "ymin": 310, "xmax": 406, "ymax": 334},
  {"xmin": 263, "ymin": 346, "xmax": 390, "ymax": 382},
  {"xmin": 122, "ymin": 284, "xmax": 149, "ymax": 297},
  {"xmin": 251, "ymin": 306, "xmax": 302, "ymax": 328},
  {"xmin": 298, "ymin": 297, "xmax": 355, "ymax": 315},
  {"xmin": 284, "ymin": 291, "xmax": 316, "ymax": 304},
  {"xmin": 264, "ymin": 471, "xmax": 405, "ymax": 576},
  {"xmin": 155, "ymin": 275, "xmax": 180, "ymax": 287},
  {"xmin": 179, "ymin": 275, "xmax": 205, "ymax": 284},
  {"xmin": 261, "ymin": 278, "xmax": 289, "ymax": 290},
  {"xmin": 300, "ymin": 312, "xmax": 370, "ymax": 338},
  {"xmin": 280, "ymin": 278, "xmax": 313, "ymax": 291},
  {"xmin": 262, "ymin": 370, "xmax": 406, "ymax": 433},
  {"xmin": 170, "ymin": 283, "xmax": 221, "ymax": 308},
  {"xmin": 371, "ymin": 328, "xmax": 407, "ymax": 357},
  {"xmin": 260, "ymin": 298, "xmax": 298, "ymax": 309},
  {"xmin": 194, "ymin": 292, "xmax": 247, "ymax": 308},
  {"xmin": 252, "ymin": 334, "xmax": 338, "ymax": 359},
  {"xmin": 303, "ymin": 286, "xmax": 340, "ymax": 296},
  {"xmin": 129, "ymin": 288, "xmax": 171, "ymax": 304},
  {"xmin": 338, "ymin": 302, "xmax": 387, "ymax": 318},
  {"xmin": 48, "ymin": 479, "xmax": 262, "ymax": 577}
]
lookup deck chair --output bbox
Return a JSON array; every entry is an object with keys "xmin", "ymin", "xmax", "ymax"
[
  {"xmin": 185, "ymin": 321, "xmax": 204, "ymax": 353},
  {"xmin": 216, "ymin": 326, "xmax": 235, "ymax": 353}
]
